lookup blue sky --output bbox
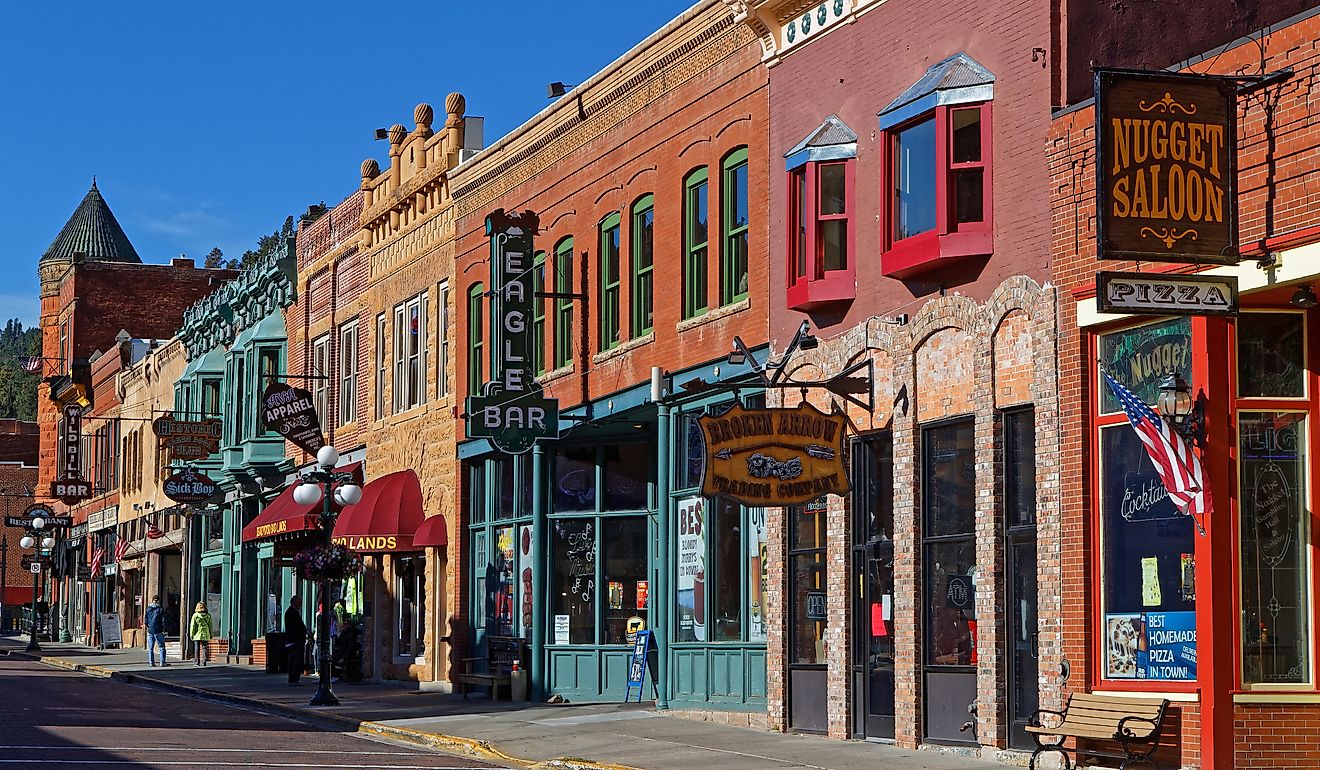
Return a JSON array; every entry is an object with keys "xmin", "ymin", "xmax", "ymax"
[{"xmin": 0, "ymin": 1, "xmax": 695, "ymax": 328}]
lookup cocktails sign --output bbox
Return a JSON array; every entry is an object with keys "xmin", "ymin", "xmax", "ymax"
[
  {"xmin": 698, "ymin": 402, "xmax": 850, "ymax": 507},
  {"xmin": 1096, "ymin": 70, "xmax": 1238, "ymax": 265},
  {"xmin": 465, "ymin": 209, "xmax": 560, "ymax": 454}
]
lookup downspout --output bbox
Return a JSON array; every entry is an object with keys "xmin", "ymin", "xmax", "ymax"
[{"xmin": 653, "ymin": 367, "xmax": 670, "ymax": 710}]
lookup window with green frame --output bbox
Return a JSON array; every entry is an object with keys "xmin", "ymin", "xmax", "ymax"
[
  {"xmin": 533, "ymin": 252, "xmax": 547, "ymax": 375},
  {"xmin": 554, "ymin": 237, "xmax": 574, "ymax": 369},
  {"xmin": 598, "ymin": 214, "xmax": 621, "ymax": 352},
  {"xmin": 721, "ymin": 147, "xmax": 749, "ymax": 305},
  {"xmin": 683, "ymin": 168, "xmax": 709, "ymax": 319},
  {"xmin": 467, "ymin": 283, "xmax": 484, "ymax": 394},
  {"xmin": 631, "ymin": 195, "xmax": 654, "ymax": 336}
]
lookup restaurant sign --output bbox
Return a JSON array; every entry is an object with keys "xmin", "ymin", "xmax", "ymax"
[
  {"xmin": 465, "ymin": 209, "xmax": 560, "ymax": 454},
  {"xmin": 1096, "ymin": 271, "xmax": 1238, "ymax": 316},
  {"xmin": 262, "ymin": 381, "xmax": 325, "ymax": 456},
  {"xmin": 162, "ymin": 468, "xmax": 219, "ymax": 504},
  {"xmin": 1096, "ymin": 69, "xmax": 1238, "ymax": 265},
  {"xmin": 699, "ymin": 402, "xmax": 850, "ymax": 507},
  {"xmin": 153, "ymin": 413, "xmax": 223, "ymax": 461}
]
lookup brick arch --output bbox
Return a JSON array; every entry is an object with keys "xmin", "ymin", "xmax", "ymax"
[
  {"xmin": 914, "ymin": 326, "xmax": 976, "ymax": 423},
  {"xmin": 984, "ymin": 274, "xmax": 1049, "ymax": 328},
  {"xmin": 905, "ymin": 293, "xmax": 984, "ymax": 351}
]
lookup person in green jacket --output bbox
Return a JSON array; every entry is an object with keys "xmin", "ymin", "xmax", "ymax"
[{"xmin": 189, "ymin": 602, "xmax": 214, "ymax": 666}]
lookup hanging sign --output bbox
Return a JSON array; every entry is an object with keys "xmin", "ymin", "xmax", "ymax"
[
  {"xmin": 465, "ymin": 209, "xmax": 560, "ymax": 454},
  {"xmin": 162, "ymin": 468, "xmax": 219, "ymax": 504},
  {"xmin": 153, "ymin": 413, "xmax": 223, "ymax": 461},
  {"xmin": 1096, "ymin": 69, "xmax": 1238, "ymax": 265},
  {"xmin": 1096, "ymin": 271, "xmax": 1238, "ymax": 316},
  {"xmin": 53, "ymin": 403, "xmax": 92, "ymax": 505},
  {"xmin": 698, "ymin": 402, "xmax": 850, "ymax": 507},
  {"xmin": 261, "ymin": 381, "xmax": 324, "ymax": 456}
]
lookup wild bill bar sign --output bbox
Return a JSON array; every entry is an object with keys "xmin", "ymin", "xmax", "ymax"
[
  {"xmin": 699, "ymin": 402, "xmax": 849, "ymax": 507},
  {"xmin": 1096, "ymin": 70, "xmax": 1238, "ymax": 265},
  {"xmin": 465, "ymin": 209, "xmax": 559, "ymax": 454},
  {"xmin": 52, "ymin": 403, "xmax": 92, "ymax": 504},
  {"xmin": 262, "ymin": 381, "xmax": 325, "ymax": 456}
]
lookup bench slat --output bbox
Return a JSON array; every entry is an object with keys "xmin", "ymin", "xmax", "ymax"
[
  {"xmin": 1071, "ymin": 694, "xmax": 1166, "ymax": 710},
  {"xmin": 1027, "ymin": 725, "xmax": 1122, "ymax": 740}
]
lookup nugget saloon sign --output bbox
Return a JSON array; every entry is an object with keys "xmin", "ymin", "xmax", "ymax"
[
  {"xmin": 262, "ymin": 381, "xmax": 325, "ymax": 456},
  {"xmin": 699, "ymin": 402, "xmax": 850, "ymax": 507},
  {"xmin": 1097, "ymin": 70, "xmax": 1238, "ymax": 265}
]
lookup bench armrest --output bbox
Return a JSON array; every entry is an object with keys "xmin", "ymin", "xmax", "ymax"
[
  {"xmin": 1117, "ymin": 715, "xmax": 1159, "ymax": 739},
  {"xmin": 1028, "ymin": 708, "xmax": 1066, "ymax": 729}
]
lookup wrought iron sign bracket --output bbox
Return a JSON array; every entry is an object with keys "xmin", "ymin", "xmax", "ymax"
[{"xmin": 721, "ymin": 321, "xmax": 875, "ymax": 414}]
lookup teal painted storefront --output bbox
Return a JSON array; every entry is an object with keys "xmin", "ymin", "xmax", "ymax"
[
  {"xmin": 460, "ymin": 351, "xmax": 769, "ymax": 711},
  {"xmin": 176, "ymin": 237, "xmax": 302, "ymax": 654}
]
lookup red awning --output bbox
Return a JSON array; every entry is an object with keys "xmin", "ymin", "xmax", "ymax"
[
  {"xmin": 333, "ymin": 469, "xmax": 427, "ymax": 552},
  {"xmin": 242, "ymin": 462, "xmax": 362, "ymax": 543},
  {"xmin": 413, "ymin": 513, "xmax": 449, "ymax": 549}
]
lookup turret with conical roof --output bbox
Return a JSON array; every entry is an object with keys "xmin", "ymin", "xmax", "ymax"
[{"xmin": 38, "ymin": 179, "xmax": 141, "ymax": 298}]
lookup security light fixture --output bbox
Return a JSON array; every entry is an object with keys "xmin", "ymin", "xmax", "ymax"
[
  {"xmin": 374, "ymin": 128, "xmax": 389, "ymax": 141},
  {"xmin": 1291, "ymin": 284, "xmax": 1317, "ymax": 308},
  {"xmin": 547, "ymin": 82, "xmax": 577, "ymax": 99}
]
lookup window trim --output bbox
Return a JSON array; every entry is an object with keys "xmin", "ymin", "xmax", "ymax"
[
  {"xmin": 375, "ymin": 313, "xmax": 386, "ymax": 420},
  {"xmin": 630, "ymin": 195, "xmax": 655, "ymax": 337},
  {"xmin": 338, "ymin": 320, "xmax": 359, "ymax": 426},
  {"xmin": 553, "ymin": 238, "xmax": 574, "ymax": 370},
  {"xmin": 721, "ymin": 148, "xmax": 750, "ymax": 307},
  {"xmin": 683, "ymin": 167, "xmax": 710, "ymax": 320},
  {"xmin": 880, "ymin": 102, "xmax": 994, "ymax": 279},
  {"xmin": 598, "ymin": 212, "xmax": 622, "ymax": 353},
  {"xmin": 468, "ymin": 283, "xmax": 485, "ymax": 395},
  {"xmin": 786, "ymin": 158, "xmax": 856, "ymax": 311},
  {"xmin": 531, "ymin": 255, "xmax": 547, "ymax": 375},
  {"xmin": 312, "ymin": 334, "xmax": 331, "ymax": 427},
  {"xmin": 438, "ymin": 281, "xmax": 451, "ymax": 398}
]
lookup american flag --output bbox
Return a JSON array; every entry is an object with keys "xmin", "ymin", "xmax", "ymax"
[
  {"xmin": 1102, "ymin": 370, "xmax": 1209, "ymax": 517},
  {"xmin": 147, "ymin": 523, "xmax": 164, "ymax": 539},
  {"xmin": 113, "ymin": 537, "xmax": 129, "ymax": 563},
  {"xmin": 89, "ymin": 545, "xmax": 105, "ymax": 576},
  {"xmin": 20, "ymin": 356, "xmax": 42, "ymax": 375}
]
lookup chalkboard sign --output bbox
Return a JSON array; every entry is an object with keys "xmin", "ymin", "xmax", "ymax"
[
  {"xmin": 624, "ymin": 630, "xmax": 655, "ymax": 703},
  {"xmin": 99, "ymin": 612, "xmax": 122, "ymax": 648},
  {"xmin": 487, "ymin": 635, "xmax": 526, "ymax": 672}
]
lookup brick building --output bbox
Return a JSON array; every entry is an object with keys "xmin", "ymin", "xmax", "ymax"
[
  {"xmin": 450, "ymin": 0, "xmax": 769, "ymax": 711},
  {"xmin": 0, "ymin": 420, "xmax": 38, "ymax": 628},
  {"xmin": 1050, "ymin": 6, "xmax": 1320, "ymax": 769}
]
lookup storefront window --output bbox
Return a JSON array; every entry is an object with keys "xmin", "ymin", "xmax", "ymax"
[
  {"xmin": 551, "ymin": 519, "xmax": 596, "ymax": 644},
  {"xmin": 472, "ymin": 530, "xmax": 487, "ymax": 631},
  {"xmin": 495, "ymin": 458, "xmax": 516, "ymax": 520},
  {"xmin": 1238, "ymin": 313, "xmax": 1305, "ymax": 398},
  {"xmin": 604, "ymin": 444, "xmax": 649, "ymax": 510},
  {"xmin": 1098, "ymin": 317, "xmax": 1192, "ymax": 415},
  {"xmin": 747, "ymin": 506, "xmax": 769, "ymax": 642},
  {"xmin": 680, "ymin": 415, "xmax": 705, "ymax": 490},
  {"xmin": 710, "ymin": 500, "xmax": 742, "ymax": 641},
  {"xmin": 603, "ymin": 518, "xmax": 648, "ymax": 644},
  {"xmin": 1240, "ymin": 412, "xmax": 1310, "ymax": 685},
  {"xmin": 485, "ymin": 527, "xmax": 515, "ymax": 636},
  {"xmin": 204, "ymin": 566, "xmax": 222, "ymax": 623},
  {"xmin": 262, "ymin": 559, "xmax": 282, "ymax": 633},
  {"xmin": 467, "ymin": 461, "xmax": 486, "ymax": 525},
  {"xmin": 554, "ymin": 448, "xmax": 596, "ymax": 512},
  {"xmin": 789, "ymin": 502, "xmax": 827, "ymax": 664},
  {"xmin": 205, "ymin": 509, "xmax": 224, "ymax": 552},
  {"xmin": 1005, "ymin": 410, "xmax": 1036, "ymax": 527},
  {"xmin": 675, "ymin": 495, "xmax": 762, "ymax": 644},
  {"xmin": 396, "ymin": 554, "xmax": 426, "ymax": 660},
  {"xmin": 923, "ymin": 421, "xmax": 976, "ymax": 667}
]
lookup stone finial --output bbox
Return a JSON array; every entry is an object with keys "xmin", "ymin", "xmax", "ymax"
[
  {"xmin": 388, "ymin": 123, "xmax": 407, "ymax": 145},
  {"xmin": 445, "ymin": 92, "xmax": 466, "ymax": 117},
  {"xmin": 414, "ymin": 103, "xmax": 434, "ymax": 130},
  {"xmin": 361, "ymin": 158, "xmax": 380, "ymax": 179}
]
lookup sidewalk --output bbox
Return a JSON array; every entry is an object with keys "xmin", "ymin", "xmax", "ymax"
[{"xmin": 0, "ymin": 636, "xmax": 1008, "ymax": 770}]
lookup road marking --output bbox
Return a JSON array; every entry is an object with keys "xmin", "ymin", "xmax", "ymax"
[
  {"xmin": 0, "ymin": 747, "xmax": 424, "ymax": 755},
  {"xmin": 0, "ymin": 762, "xmax": 489, "ymax": 769}
]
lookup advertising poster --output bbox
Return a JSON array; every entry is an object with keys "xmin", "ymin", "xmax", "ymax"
[
  {"xmin": 747, "ymin": 507, "xmax": 768, "ymax": 641},
  {"xmin": 608, "ymin": 581, "xmax": 624, "ymax": 610},
  {"xmin": 676, "ymin": 496, "xmax": 706, "ymax": 641},
  {"xmin": 1105, "ymin": 613, "xmax": 1147, "ymax": 679},
  {"xmin": 635, "ymin": 580, "xmax": 649, "ymax": 610},
  {"xmin": 1145, "ymin": 611, "xmax": 1196, "ymax": 680},
  {"xmin": 519, "ymin": 525, "xmax": 533, "ymax": 638}
]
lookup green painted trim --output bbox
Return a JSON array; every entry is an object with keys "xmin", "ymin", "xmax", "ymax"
[
  {"xmin": 532, "ymin": 252, "xmax": 547, "ymax": 376},
  {"xmin": 552, "ymin": 237, "xmax": 574, "ymax": 369},
  {"xmin": 467, "ymin": 283, "xmax": 484, "ymax": 394},
  {"xmin": 597, "ymin": 216, "xmax": 621, "ymax": 352},
  {"xmin": 682, "ymin": 168, "xmax": 710, "ymax": 320},
  {"xmin": 630, "ymin": 196, "xmax": 655, "ymax": 338},
  {"xmin": 720, "ymin": 147, "xmax": 750, "ymax": 307}
]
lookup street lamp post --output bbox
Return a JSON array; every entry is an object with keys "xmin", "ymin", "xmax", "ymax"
[
  {"xmin": 20, "ymin": 517, "xmax": 55, "ymax": 653},
  {"xmin": 291, "ymin": 446, "xmax": 362, "ymax": 707}
]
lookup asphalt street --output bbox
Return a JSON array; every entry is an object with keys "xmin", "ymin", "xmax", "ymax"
[{"xmin": 0, "ymin": 655, "xmax": 506, "ymax": 769}]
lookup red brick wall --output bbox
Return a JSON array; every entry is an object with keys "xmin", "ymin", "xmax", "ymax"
[
  {"xmin": 1235, "ymin": 705, "xmax": 1320, "ymax": 769},
  {"xmin": 767, "ymin": 0, "xmax": 1053, "ymax": 350},
  {"xmin": 0, "ymin": 462, "xmax": 37, "ymax": 598},
  {"xmin": 0, "ymin": 420, "xmax": 38, "ymax": 464}
]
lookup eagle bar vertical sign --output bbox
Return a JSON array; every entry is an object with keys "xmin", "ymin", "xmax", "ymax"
[
  {"xmin": 465, "ymin": 209, "xmax": 560, "ymax": 454},
  {"xmin": 1096, "ymin": 69, "xmax": 1238, "ymax": 265}
]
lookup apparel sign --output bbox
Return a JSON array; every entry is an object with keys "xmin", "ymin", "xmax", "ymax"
[
  {"xmin": 465, "ymin": 209, "xmax": 560, "ymax": 454},
  {"xmin": 698, "ymin": 402, "xmax": 850, "ymax": 507},
  {"xmin": 153, "ymin": 413, "xmax": 223, "ymax": 461},
  {"xmin": 261, "ymin": 381, "xmax": 324, "ymax": 456},
  {"xmin": 1096, "ymin": 271, "xmax": 1239, "ymax": 316},
  {"xmin": 1096, "ymin": 69, "xmax": 1238, "ymax": 265},
  {"xmin": 53, "ymin": 403, "xmax": 92, "ymax": 505},
  {"xmin": 162, "ymin": 468, "xmax": 219, "ymax": 504}
]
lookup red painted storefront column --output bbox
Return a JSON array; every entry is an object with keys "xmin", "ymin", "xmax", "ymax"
[{"xmin": 1192, "ymin": 316, "xmax": 1235, "ymax": 769}]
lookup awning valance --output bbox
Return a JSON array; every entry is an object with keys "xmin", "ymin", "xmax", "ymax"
[
  {"xmin": 333, "ymin": 469, "xmax": 427, "ymax": 552},
  {"xmin": 412, "ymin": 513, "xmax": 449, "ymax": 549},
  {"xmin": 242, "ymin": 462, "xmax": 362, "ymax": 543}
]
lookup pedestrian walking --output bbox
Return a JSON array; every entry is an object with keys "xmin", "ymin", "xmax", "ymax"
[
  {"xmin": 145, "ymin": 595, "xmax": 168, "ymax": 667},
  {"xmin": 189, "ymin": 602, "xmax": 213, "ymax": 666},
  {"xmin": 284, "ymin": 595, "xmax": 307, "ymax": 685}
]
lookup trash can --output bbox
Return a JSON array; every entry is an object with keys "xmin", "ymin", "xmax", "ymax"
[{"xmin": 264, "ymin": 632, "xmax": 286, "ymax": 673}]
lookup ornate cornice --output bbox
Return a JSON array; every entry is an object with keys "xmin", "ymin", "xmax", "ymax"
[{"xmin": 178, "ymin": 236, "xmax": 296, "ymax": 360}]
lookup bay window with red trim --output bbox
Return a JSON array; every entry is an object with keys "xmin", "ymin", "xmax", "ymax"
[
  {"xmin": 787, "ymin": 158, "xmax": 855, "ymax": 310},
  {"xmin": 881, "ymin": 103, "xmax": 993, "ymax": 279}
]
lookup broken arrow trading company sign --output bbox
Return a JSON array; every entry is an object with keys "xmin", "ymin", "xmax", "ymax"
[
  {"xmin": 162, "ymin": 468, "xmax": 219, "ymax": 505},
  {"xmin": 465, "ymin": 209, "xmax": 560, "ymax": 454},
  {"xmin": 1096, "ymin": 271, "xmax": 1238, "ymax": 316},
  {"xmin": 699, "ymin": 402, "xmax": 850, "ymax": 507},
  {"xmin": 262, "ymin": 381, "xmax": 325, "ymax": 456}
]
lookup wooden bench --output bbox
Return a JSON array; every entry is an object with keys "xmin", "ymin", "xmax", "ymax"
[
  {"xmin": 455, "ymin": 635, "xmax": 526, "ymax": 700},
  {"xmin": 1027, "ymin": 692, "xmax": 1168, "ymax": 770}
]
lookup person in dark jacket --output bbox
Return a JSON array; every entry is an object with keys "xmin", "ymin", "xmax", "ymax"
[
  {"xmin": 284, "ymin": 595, "xmax": 307, "ymax": 685},
  {"xmin": 145, "ymin": 595, "xmax": 168, "ymax": 667}
]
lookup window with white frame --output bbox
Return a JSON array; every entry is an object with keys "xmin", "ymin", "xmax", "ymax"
[
  {"xmin": 312, "ymin": 335, "xmax": 330, "ymax": 424},
  {"xmin": 437, "ymin": 282, "xmax": 450, "ymax": 399},
  {"xmin": 392, "ymin": 292, "xmax": 428, "ymax": 412},
  {"xmin": 375, "ymin": 313, "xmax": 386, "ymax": 420},
  {"xmin": 396, "ymin": 554, "xmax": 426, "ymax": 659},
  {"xmin": 338, "ymin": 320, "xmax": 358, "ymax": 425}
]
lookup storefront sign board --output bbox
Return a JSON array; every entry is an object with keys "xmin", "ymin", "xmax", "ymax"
[
  {"xmin": 1096, "ymin": 271, "xmax": 1238, "ymax": 316},
  {"xmin": 466, "ymin": 209, "xmax": 559, "ymax": 454},
  {"xmin": 676, "ymin": 497, "xmax": 706, "ymax": 642},
  {"xmin": 1096, "ymin": 69, "xmax": 1238, "ymax": 265},
  {"xmin": 261, "ymin": 381, "xmax": 324, "ymax": 456},
  {"xmin": 153, "ymin": 413, "xmax": 223, "ymax": 461},
  {"xmin": 699, "ymin": 402, "xmax": 850, "ymax": 506},
  {"xmin": 625, "ymin": 630, "xmax": 654, "ymax": 703},
  {"xmin": 1098, "ymin": 317, "xmax": 1192, "ymax": 414},
  {"xmin": 162, "ymin": 468, "xmax": 219, "ymax": 504},
  {"xmin": 553, "ymin": 615, "xmax": 570, "ymax": 645},
  {"xmin": 99, "ymin": 612, "xmax": 122, "ymax": 647}
]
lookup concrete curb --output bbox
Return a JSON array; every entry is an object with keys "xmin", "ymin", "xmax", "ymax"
[{"xmin": 7, "ymin": 649, "xmax": 640, "ymax": 770}]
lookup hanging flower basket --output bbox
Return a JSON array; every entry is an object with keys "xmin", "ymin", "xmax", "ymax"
[{"xmin": 292, "ymin": 543, "xmax": 363, "ymax": 582}]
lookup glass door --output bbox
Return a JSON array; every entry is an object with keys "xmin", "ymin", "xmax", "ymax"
[
  {"xmin": 852, "ymin": 433, "xmax": 895, "ymax": 740},
  {"xmin": 1004, "ymin": 408, "xmax": 1038, "ymax": 749}
]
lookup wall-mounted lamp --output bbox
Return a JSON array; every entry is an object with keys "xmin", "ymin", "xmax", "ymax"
[
  {"xmin": 547, "ymin": 82, "xmax": 577, "ymax": 99},
  {"xmin": 1291, "ymin": 284, "xmax": 1317, "ymax": 308},
  {"xmin": 1157, "ymin": 372, "xmax": 1205, "ymax": 448},
  {"xmin": 373, "ymin": 128, "xmax": 389, "ymax": 141}
]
